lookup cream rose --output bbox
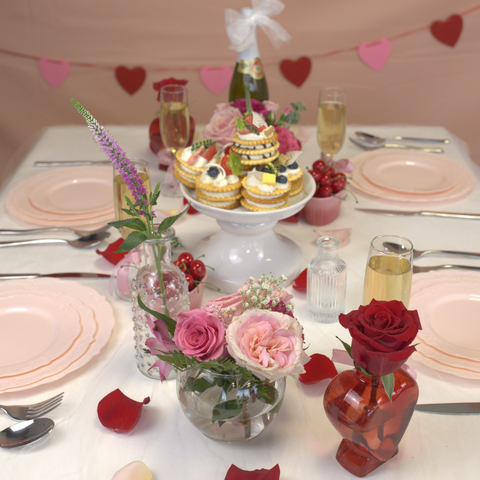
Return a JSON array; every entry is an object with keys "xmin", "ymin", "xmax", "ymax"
[
  {"xmin": 226, "ymin": 309, "xmax": 308, "ymax": 382},
  {"xmin": 202, "ymin": 104, "xmax": 243, "ymax": 146}
]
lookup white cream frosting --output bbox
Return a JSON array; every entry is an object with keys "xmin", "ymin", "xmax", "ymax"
[
  {"xmin": 199, "ymin": 189, "xmax": 240, "ymax": 198},
  {"xmin": 245, "ymin": 190, "xmax": 285, "ymax": 200},
  {"xmin": 237, "ymin": 112, "xmax": 275, "ymax": 141},
  {"xmin": 244, "ymin": 198, "xmax": 287, "ymax": 209},
  {"xmin": 287, "ymin": 164, "xmax": 301, "ymax": 175},
  {"xmin": 245, "ymin": 169, "xmax": 289, "ymax": 193},
  {"xmin": 199, "ymin": 166, "xmax": 238, "ymax": 187},
  {"xmin": 234, "ymin": 142, "xmax": 275, "ymax": 150},
  {"xmin": 200, "ymin": 198, "xmax": 237, "ymax": 207}
]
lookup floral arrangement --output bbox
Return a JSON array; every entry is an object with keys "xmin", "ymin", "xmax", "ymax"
[
  {"xmin": 338, "ymin": 299, "xmax": 422, "ymax": 400},
  {"xmin": 142, "ymin": 274, "xmax": 309, "ymax": 420},
  {"xmin": 203, "ymin": 97, "xmax": 305, "ymax": 154},
  {"xmin": 71, "ymin": 99, "xmax": 187, "ymax": 314}
]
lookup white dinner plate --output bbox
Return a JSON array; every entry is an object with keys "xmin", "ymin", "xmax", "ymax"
[
  {"xmin": 350, "ymin": 150, "xmax": 474, "ymax": 203},
  {"xmin": 0, "ymin": 279, "xmax": 114, "ymax": 392},
  {"xmin": 0, "ymin": 292, "xmax": 81, "ymax": 377},
  {"xmin": 28, "ymin": 167, "xmax": 113, "ymax": 215},
  {"xmin": 409, "ymin": 270, "xmax": 480, "ymax": 378},
  {"xmin": 361, "ymin": 152, "xmax": 460, "ymax": 194}
]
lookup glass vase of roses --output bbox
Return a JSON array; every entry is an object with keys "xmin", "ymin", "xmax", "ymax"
[
  {"xmin": 145, "ymin": 274, "xmax": 309, "ymax": 442},
  {"xmin": 323, "ymin": 299, "xmax": 422, "ymax": 477}
]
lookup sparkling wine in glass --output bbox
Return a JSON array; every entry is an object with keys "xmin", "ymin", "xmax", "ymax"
[
  {"xmin": 317, "ymin": 87, "xmax": 346, "ymax": 165},
  {"xmin": 363, "ymin": 234, "xmax": 413, "ymax": 307}
]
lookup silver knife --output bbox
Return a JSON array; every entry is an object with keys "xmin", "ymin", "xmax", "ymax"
[
  {"xmin": 356, "ymin": 208, "xmax": 480, "ymax": 220},
  {"xmin": 34, "ymin": 161, "xmax": 112, "ymax": 167},
  {"xmin": 0, "ymin": 273, "xmax": 111, "ymax": 280},
  {"xmin": 415, "ymin": 403, "xmax": 480, "ymax": 414}
]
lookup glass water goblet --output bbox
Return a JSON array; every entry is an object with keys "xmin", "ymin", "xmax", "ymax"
[
  {"xmin": 317, "ymin": 87, "xmax": 346, "ymax": 165},
  {"xmin": 159, "ymin": 84, "xmax": 190, "ymax": 197},
  {"xmin": 363, "ymin": 234, "xmax": 413, "ymax": 307}
]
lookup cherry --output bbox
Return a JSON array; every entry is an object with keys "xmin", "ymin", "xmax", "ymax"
[
  {"xmin": 332, "ymin": 178, "xmax": 346, "ymax": 193},
  {"xmin": 319, "ymin": 173, "xmax": 332, "ymax": 187},
  {"xmin": 173, "ymin": 260, "xmax": 187, "ymax": 273},
  {"xmin": 309, "ymin": 169, "xmax": 322, "ymax": 183},
  {"xmin": 318, "ymin": 185, "xmax": 333, "ymax": 198},
  {"xmin": 184, "ymin": 273, "xmax": 195, "ymax": 291},
  {"xmin": 312, "ymin": 159, "xmax": 326, "ymax": 172},
  {"xmin": 190, "ymin": 259, "xmax": 206, "ymax": 281},
  {"xmin": 177, "ymin": 252, "xmax": 194, "ymax": 269}
]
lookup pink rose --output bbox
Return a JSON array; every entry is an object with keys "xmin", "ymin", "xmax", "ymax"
[
  {"xmin": 226, "ymin": 309, "xmax": 309, "ymax": 382},
  {"xmin": 174, "ymin": 309, "xmax": 226, "ymax": 361},
  {"xmin": 203, "ymin": 104, "xmax": 243, "ymax": 146},
  {"xmin": 145, "ymin": 316, "xmax": 177, "ymax": 381},
  {"xmin": 274, "ymin": 125, "xmax": 301, "ymax": 154},
  {"xmin": 204, "ymin": 292, "xmax": 244, "ymax": 327}
]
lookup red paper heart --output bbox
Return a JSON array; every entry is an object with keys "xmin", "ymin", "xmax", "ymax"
[
  {"xmin": 299, "ymin": 353, "xmax": 338, "ymax": 385},
  {"xmin": 115, "ymin": 66, "xmax": 146, "ymax": 95},
  {"xmin": 430, "ymin": 14, "xmax": 463, "ymax": 47},
  {"xmin": 280, "ymin": 57, "xmax": 311, "ymax": 87},
  {"xmin": 225, "ymin": 464, "xmax": 280, "ymax": 480},
  {"xmin": 292, "ymin": 268, "xmax": 307, "ymax": 292}
]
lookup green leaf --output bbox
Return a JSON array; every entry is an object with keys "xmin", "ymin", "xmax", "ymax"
[
  {"xmin": 358, "ymin": 366, "xmax": 373, "ymax": 376},
  {"xmin": 227, "ymin": 152, "xmax": 243, "ymax": 176},
  {"xmin": 255, "ymin": 382, "xmax": 278, "ymax": 405},
  {"xmin": 184, "ymin": 376, "xmax": 214, "ymax": 394},
  {"xmin": 336, "ymin": 336, "xmax": 352, "ymax": 358},
  {"xmin": 155, "ymin": 206, "xmax": 189, "ymax": 233},
  {"xmin": 108, "ymin": 218, "xmax": 147, "ymax": 232},
  {"xmin": 115, "ymin": 231, "xmax": 147, "ymax": 253},
  {"xmin": 137, "ymin": 294, "xmax": 176, "ymax": 337},
  {"xmin": 212, "ymin": 399, "xmax": 245, "ymax": 422},
  {"xmin": 244, "ymin": 83, "xmax": 252, "ymax": 114},
  {"xmin": 382, "ymin": 373, "xmax": 395, "ymax": 403}
]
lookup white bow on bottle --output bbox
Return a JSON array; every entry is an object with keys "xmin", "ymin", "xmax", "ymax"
[{"xmin": 225, "ymin": 0, "xmax": 291, "ymax": 52}]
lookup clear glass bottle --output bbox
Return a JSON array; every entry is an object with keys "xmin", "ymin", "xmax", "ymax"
[
  {"xmin": 307, "ymin": 236, "xmax": 347, "ymax": 323},
  {"xmin": 131, "ymin": 228, "xmax": 190, "ymax": 379},
  {"xmin": 228, "ymin": 8, "xmax": 269, "ymax": 102}
]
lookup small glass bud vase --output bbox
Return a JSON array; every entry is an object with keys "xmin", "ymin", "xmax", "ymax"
[
  {"xmin": 307, "ymin": 236, "xmax": 347, "ymax": 323},
  {"xmin": 131, "ymin": 228, "xmax": 190, "ymax": 379}
]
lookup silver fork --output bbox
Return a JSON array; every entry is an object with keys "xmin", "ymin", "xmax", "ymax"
[
  {"xmin": 0, "ymin": 392, "xmax": 64, "ymax": 420},
  {"xmin": 413, "ymin": 265, "xmax": 480, "ymax": 274}
]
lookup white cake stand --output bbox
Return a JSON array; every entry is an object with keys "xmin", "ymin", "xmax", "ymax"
[{"xmin": 180, "ymin": 174, "xmax": 315, "ymax": 293}]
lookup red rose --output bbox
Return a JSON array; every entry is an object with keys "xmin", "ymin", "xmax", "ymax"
[
  {"xmin": 339, "ymin": 300, "xmax": 422, "ymax": 377},
  {"xmin": 153, "ymin": 78, "xmax": 188, "ymax": 101}
]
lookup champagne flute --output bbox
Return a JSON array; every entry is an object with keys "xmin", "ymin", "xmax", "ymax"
[
  {"xmin": 159, "ymin": 85, "xmax": 190, "ymax": 197},
  {"xmin": 363, "ymin": 235, "xmax": 413, "ymax": 307},
  {"xmin": 317, "ymin": 87, "xmax": 346, "ymax": 165},
  {"xmin": 113, "ymin": 159, "xmax": 151, "ymax": 239}
]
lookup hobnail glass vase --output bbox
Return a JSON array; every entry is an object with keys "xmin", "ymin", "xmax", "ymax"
[
  {"xmin": 131, "ymin": 228, "xmax": 190, "ymax": 379},
  {"xmin": 323, "ymin": 368, "xmax": 418, "ymax": 477},
  {"xmin": 176, "ymin": 368, "xmax": 286, "ymax": 442}
]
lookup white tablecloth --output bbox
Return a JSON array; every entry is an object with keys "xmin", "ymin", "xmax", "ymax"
[{"xmin": 0, "ymin": 125, "xmax": 479, "ymax": 480}]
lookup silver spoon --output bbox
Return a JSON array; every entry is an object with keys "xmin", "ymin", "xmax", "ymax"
[
  {"xmin": 0, "ymin": 418, "xmax": 54, "ymax": 448},
  {"xmin": 383, "ymin": 241, "xmax": 480, "ymax": 259},
  {"xmin": 349, "ymin": 136, "xmax": 444, "ymax": 154},
  {"xmin": 0, "ymin": 231, "xmax": 110, "ymax": 248},
  {"xmin": 0, "ymin": 226, "xmax": 110, "ymax": 237},
  {"xmin": 355, "ymin": 131, "xmax": 450, "ymax": 144}
]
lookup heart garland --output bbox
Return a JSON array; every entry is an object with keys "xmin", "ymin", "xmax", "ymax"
[
  {"xmin": 38, "ymin": 57, "xmax": 71, "ymax": 88},
  {"xmin": 115, "ymin": 66, "xmax": 146, "ymax": 95},
  {"xmin": 279, "ymin": 56, "xmax": 312, "ymax": 87},
  {"xmin": 199, "ymin": 65, "xmax": 233, "ymax": 95},
  {"xmin": 430, "ymin": 14, "xmax": 463, "ymax": 47},
  {"xmin": 357, "ymin": 38, "xmax": 392, "ymax": 71}
]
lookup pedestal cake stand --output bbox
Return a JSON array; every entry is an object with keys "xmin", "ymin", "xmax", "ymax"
[{"xmin": 180, "ymin": 174, "xmax": 315, "ymax": 293}]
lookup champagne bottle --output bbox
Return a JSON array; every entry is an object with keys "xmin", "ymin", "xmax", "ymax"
[{"xmin": 228, "ymin": 8, "xmax": 269, "ymax": 103}]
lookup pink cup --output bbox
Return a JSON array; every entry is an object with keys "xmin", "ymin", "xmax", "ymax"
[{"xmin": 302, "ymin": 190, "xmax": 346, "ymax": 226}]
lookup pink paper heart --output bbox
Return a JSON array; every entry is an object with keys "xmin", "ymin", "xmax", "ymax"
[
  {"xmin": 39, "ymin": 57, "xmax": 71, "ymax": 88},
  {"xmin": 199, "ymin": 66, "xmax": 233, "ymax": 95},
  {"xmin": 358, "ymin": 38, "xmax": 391, "ymax": 71}
]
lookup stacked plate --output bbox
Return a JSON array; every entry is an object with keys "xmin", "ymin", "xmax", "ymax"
[
  {"xmin": 5, "ymin": 166, "xmax": 115, "ymax": 231},
  {"xmin": 0, "ymin": 278, "xmax": 115, "ymax": 392},
  {"xmin": 349, "ymin": 150, "xmax": 474, "ymax": 202},
  {"xmin": 410, "ymin": 270, "xmax": 480, "ymax": 379}
]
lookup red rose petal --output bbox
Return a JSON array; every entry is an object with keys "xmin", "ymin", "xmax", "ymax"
[
  {"xmin": 97, "ymin": 389, "xmax": 150, "ymax": 433},
  {"xmin": 225, "ymin": 464, "xmax": 280, "ymax": 480},
  {"xmin": 96, "ymin": 238, "xmax": 127, "ymax": 265},
  {"xmin": 281, "ymin": 214, "xmax": 298, "ymax": 223},
  {"xmin": 299, "ymin": 353, "xmax": 338, "ymax": 385},
  {"xmin": 183, "ymin": 197, "xmax": 199, "ymax": 214},
  {"xmin": 292, "ymin": 268, "xmax": 307, "ymax": 291}
]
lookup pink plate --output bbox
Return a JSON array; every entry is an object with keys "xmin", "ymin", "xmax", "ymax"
[
  {"xmin": 28, "ymin": 167, "xmax": 113, "ymax": 215},
  {"xmin": 350, "ymin": 150, "xmax": 474, "ymax": 203},
  {"xmin": 0, "ymin": 292, "xmax": 81, "ymax": 377},
  {"xmin": 361, "ymin": 151, "xmax": 461, "ymax": 194},
  {"xmin": 0, "ymin": 279, "xmax": 114, "ymax": 393}
]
